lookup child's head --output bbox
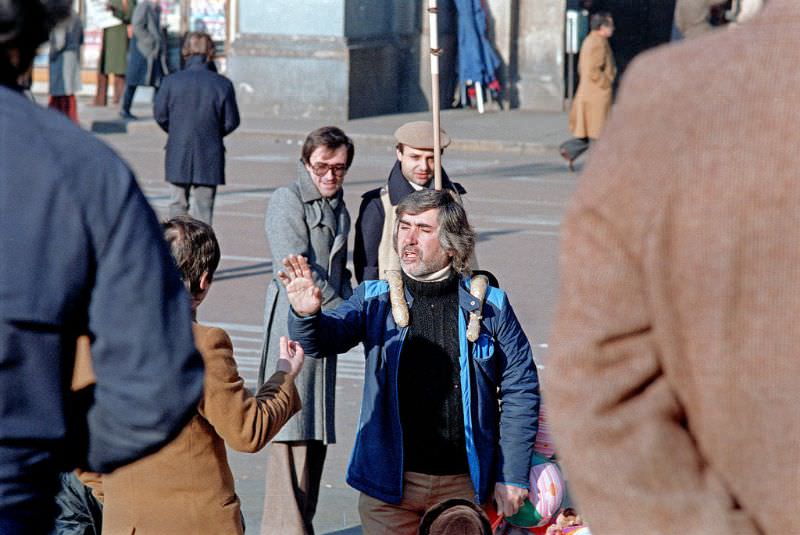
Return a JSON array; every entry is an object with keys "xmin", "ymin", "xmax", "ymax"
[{"xmin": 162, "ymin": 215, "xmax": 220, "ymax": 311}]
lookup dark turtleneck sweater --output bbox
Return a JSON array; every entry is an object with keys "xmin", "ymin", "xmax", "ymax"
[{"xmin": 398, "ymin": 270, "xmax": 469, "ymax": 475}]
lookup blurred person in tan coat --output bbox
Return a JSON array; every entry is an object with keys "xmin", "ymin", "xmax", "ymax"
[
  {"xmin": 546, "ymin": 1, "xmax": 799, "ymax": 533},
  {"xmin": 94, "ymin": 216, "xmax": 303, "ymax": 535},
  {"xmin": 559, "ymin": 12, "xmax": 616, "ymax": 171}
]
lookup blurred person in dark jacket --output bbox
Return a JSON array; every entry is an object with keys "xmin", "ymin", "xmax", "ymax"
[
  {"xmin": 153, "ymin": 31, "xmax": 240, "ymax": 225},
  {"xmin": 119, "ymin": 0, "xmax": 162, "ymax": 119},
  {"xmin": 0, "ymin": 2, "xmax": 204, "ymax": 533}
]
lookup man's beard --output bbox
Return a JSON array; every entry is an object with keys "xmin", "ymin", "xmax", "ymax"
[{"xmin": 400, "ymin": 245, "xmax": 447, "ymax": 277}]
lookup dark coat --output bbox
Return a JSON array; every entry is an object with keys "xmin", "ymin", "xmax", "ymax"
[
  {"xmin": 0, "ymin": 85, "xmax": 203, "ymax": 518},
  {"xmin": 153, "ymin": 55, "xmax": 240, "ymax": 186},
  {"xmin": 353, "ymin": 160, "xmax": 466, "ymax": 282},
  {"xmin": 125, "ymin": 2, "xmax": 162, "ymax": 87}
]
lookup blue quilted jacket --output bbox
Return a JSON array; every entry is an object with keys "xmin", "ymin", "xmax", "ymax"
[{"xmin": 289, "ymin": 276, "xmax": 540, "ymax": 504}]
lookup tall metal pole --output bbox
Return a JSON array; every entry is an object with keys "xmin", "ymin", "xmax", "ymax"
[{"xmin": 428, "ymin": 0, "xmax": 443, "ymax": 191}]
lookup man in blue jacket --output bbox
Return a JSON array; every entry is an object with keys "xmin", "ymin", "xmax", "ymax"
[
  {"xmin": 279, "ymin": 190, "xmax": 539, "ymax": 534},
  {"xmin": 0, "ymin": 2, "xmax": 204, "ymax": 533},
  {"xmin": 154, "ymin": 31, "xmax": 240, "ymax": 225}
]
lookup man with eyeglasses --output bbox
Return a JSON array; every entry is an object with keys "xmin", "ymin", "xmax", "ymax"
[
  {"xmin": 353, "ymin": 121, "xmax": 472, "ymax": 283},
  {"xmin": 258, "ymin": 126, "xmax": 355, "ymax": 535}
]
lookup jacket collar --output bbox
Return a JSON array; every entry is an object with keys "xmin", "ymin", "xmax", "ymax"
[
  {"xmin": 185, "ymin": 55, "xmax": 211, "ymax": 70},
  {"xmin": 386, "ymin": 160, "xmax": 453, "ymax": 205}
]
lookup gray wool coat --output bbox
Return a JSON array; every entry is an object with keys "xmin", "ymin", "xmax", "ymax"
[{"xmin": 258, "ymin": 162, "xmax": 352, "ymax": 443}]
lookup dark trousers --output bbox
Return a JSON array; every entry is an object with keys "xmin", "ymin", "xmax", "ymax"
[
  {"xmin": 121, "ymin": 84, "xmax": 137, "ymax": 114},
  {"xmin": 260, "ymin": 440, "xmax": 327, "ymax": 535}
]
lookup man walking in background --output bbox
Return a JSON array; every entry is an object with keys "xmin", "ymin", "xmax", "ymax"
[
  {"xmin": 559, "ymin": 12, "xmax": 616, "ymax": 171},
  {"xmin": 120, "ymin": 0, "xmax": 163, "ymax": 119},
  {"xmin": 154, "ymin": 31, "xmax": 240, "ymax": 225}
]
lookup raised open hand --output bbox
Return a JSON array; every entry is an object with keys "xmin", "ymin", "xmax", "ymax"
[{"xmin": 277, "ymin": 254, "xmax": 322, "ymax": 317}]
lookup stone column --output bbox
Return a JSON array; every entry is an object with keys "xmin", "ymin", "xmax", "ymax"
[
  {"xmin": 516, "ymin": 0, "xmax": 566, "ymax": 111},
  {"xmin": 227, "ymin": 0, "xmax": 418, "ymax": 119}
]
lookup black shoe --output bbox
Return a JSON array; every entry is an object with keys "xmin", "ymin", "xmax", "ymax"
[
  {"xmin": 119, "ymin": 110, "xmax": 137, "ymax": 120},
  {"xmin": 559, "ymin": 147, "xmax": 575, "ymax": 172}
]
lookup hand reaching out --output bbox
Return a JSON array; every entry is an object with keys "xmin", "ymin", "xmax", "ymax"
[
  {"xmin": 275, "ymin": 336, "xmax": 304, "ymax": 378},
  {"xmin": 494, "ymin": 482, "xmax": 528, "ymax": 517},
  {"xmin": 277, "ymin": 254, "xmax": 322, "ymax": 317}
]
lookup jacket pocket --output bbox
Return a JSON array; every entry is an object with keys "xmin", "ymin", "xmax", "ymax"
[
  {"xmin": 471, "ymin": 333, "xmax": 498, "ymax": 384},
  {"xmin": 472, "ymin": 332, "xmax": 495, "ymax": 361}
]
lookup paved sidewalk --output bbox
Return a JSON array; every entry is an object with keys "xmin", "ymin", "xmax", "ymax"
[{"xmin": 72, "ymin": 95, "xmax": 570, "ymax": 156}]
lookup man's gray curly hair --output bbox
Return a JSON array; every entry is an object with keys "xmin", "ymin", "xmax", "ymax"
[
  {"xmin": 0, "ymin": 0, "xmax": 71, "ymax": 85},
  {"xmin": 393, "ymin": 189, "xmax": 476, "ymax": 275}
]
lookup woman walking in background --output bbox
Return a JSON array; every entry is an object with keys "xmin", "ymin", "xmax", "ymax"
[{"xmin": 48, "ymin": 10, "xmax": 83, "ymax": 123}]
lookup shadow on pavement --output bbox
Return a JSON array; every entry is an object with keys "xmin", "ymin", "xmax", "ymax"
[{"xmin": 90, "ymin": 120, "xmax": 130, "ymax": 134}]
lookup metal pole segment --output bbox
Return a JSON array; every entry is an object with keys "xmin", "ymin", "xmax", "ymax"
[{"xmin": 428, "ymin": 0, "xmax": 443, "ymax": 191}]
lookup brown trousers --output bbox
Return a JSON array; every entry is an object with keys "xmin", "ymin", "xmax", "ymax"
[
  {"xmin": 260, "ymin": 440, "xmax": 327, "ymax": 535},
  {"xmin": 358, "ymin": 472, "xmax": 475, "ymax": 535}
]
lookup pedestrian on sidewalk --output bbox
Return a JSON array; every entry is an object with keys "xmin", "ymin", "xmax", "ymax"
[
  {"xmin": 353, "ymin": 121, "xmax": 473, "ymax": 283},
  {"xmin": 559, "ymin": 12, "xmax": 616, "ymax": 171},
  {"xmin": 95, "ymin": 216, "xmax": 304, "ymax": 535},
  {"xmin": 258, "ymin": 126, "xmax": 355, "ymax": 535},
  {"xmin": 280, "ymin": 190, "xmax": 540, "ymax": 535},
  {"xmin": 48, "ymin": 10, "xmax": 83, "ymax": 124},
  {"xmin": 93, "ymin": 0, "xmax": 134, "ymax": 106},
  {"xmin": 0, "ymin": 2, "xmax": 204, "ymax": 532},
  {"xmin": 120, "ymin": 0, "xmax": 163, "ymax": 119},
  {"xmin": 153, "ymin": 31, "xmax": 240, "ymax": 225},
  {"xmin": 547, "ymin": 1, "xmax": 800, "ymax": 533}
]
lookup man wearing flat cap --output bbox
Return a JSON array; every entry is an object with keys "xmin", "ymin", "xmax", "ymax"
[{"xmin": 354, "ymin": 120, "xmax": 470, "ymax": 282}]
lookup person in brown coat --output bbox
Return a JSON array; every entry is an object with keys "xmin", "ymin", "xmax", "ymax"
[
  {"xmin": 559, "ymin": 12, "xmax": 616, "ymax": 171},
  {"xmin": 545, "ymin": 1, "xmax": 800, "ymax": 533},
  {"xmin": 99, "ymin": 216, "xmax": 304, "ymax": 535}
]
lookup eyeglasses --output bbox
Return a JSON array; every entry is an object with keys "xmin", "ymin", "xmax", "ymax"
[{"xmin": 310, "ymin": 162, "xmax": 348, "ymax": 178}]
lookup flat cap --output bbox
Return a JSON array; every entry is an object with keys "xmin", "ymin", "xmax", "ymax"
[{"xmin": 394, "ymin": 121, "xmax": 451, "ymax": 149}]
